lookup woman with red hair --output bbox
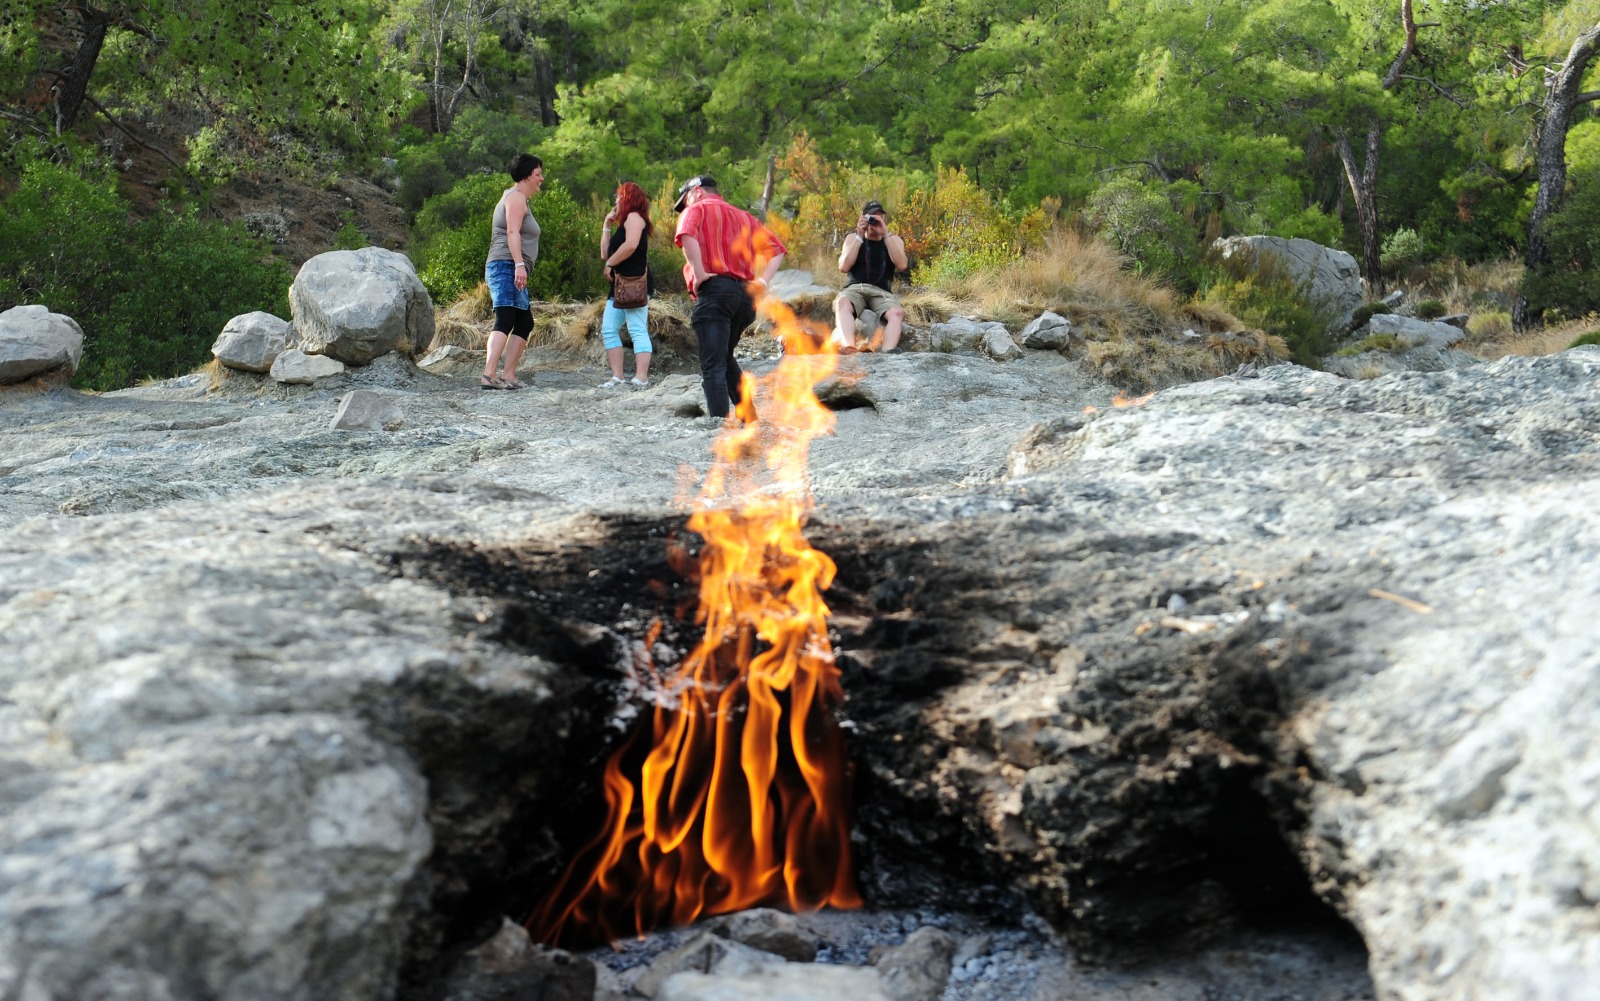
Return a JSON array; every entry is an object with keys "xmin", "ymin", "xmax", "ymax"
[{"xmin": 597, "ymin": 181, "xmax": 654, "ymax": 388}]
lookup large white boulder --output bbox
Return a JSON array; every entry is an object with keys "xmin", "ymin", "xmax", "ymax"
[
  {"xmin": 212, "ymin": 311, "xmax": 291, "ymax": 373},
  {"xmin": 1214, "ymin": 236, "xmax": 1363, "ymax": 330},
  {"xmin": 0, "ymin": 304, "xmax": 84, "ymax": 384},
  {"xmin": 290, "ymin": 247, "xmax": 434, "ymax": 365}
]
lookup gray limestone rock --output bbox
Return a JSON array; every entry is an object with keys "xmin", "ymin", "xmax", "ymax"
[
  {"xmin": 418, "ymin": 344, "xmax": 473, "ymax": 372},
  {"xmin": 1018, "ymin": 310, "xmax": 1075, "ymax": 351},
  {"xmin": 927, "ymin": 315, "xmax": 1008, "ymax": 354},
  {"xmin": 290, "ymin": 246, "xmax": 434, "ymax": 365},
  {"xmin": 1214, "ymin": 235, "xmax": 1363, "ymax": 329},
  {"xmin": 981, "ymin": 327, "xmax": 1023, "ymax": 362},
  {"xmin": 873, "ymin": 927, "xmax": 957, "ymax": 1001},
  {"xmin": 0, "ymin": 304, "xmax": 84, "ymax": 384},
  {"xmin": 657, "ymin": 964, "xmax": 890, "ymax": 1001},
  {"xmin": 767, "ymin": 269, "xmax": 837, "ymax": 306},
  {"xmin": 212, "ymin": 310, "xmax": 292, "ymax": 372},
  {"xmin": 633, "ymin": 931, "xmax": 788, "ymax": 998},
  {"xmin": 271, "ymin": 348, "xmax": 347, "ymax": 384},
  {"xmin": 435, "ymin": 918, "xmax": 596, "ymax": 1001},
  {"xmin": 1364, "ymin": 312, "xmax": 1467, "ymax": 350},
  {"xmin": 706, "ymin": 908, "xmax": 819, "ymax": 962},
  {"xmin": 331, "ymin": 389, "xmax": 404, "ymax": 431}
]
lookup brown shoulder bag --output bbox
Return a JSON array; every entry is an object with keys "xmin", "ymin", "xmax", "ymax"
[{"xmin": 612, "ymin": 271, "xmax": 649, "ymax": 309}]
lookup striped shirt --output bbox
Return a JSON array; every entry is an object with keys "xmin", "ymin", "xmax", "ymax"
[{"xmin": 674, "ymin": 194, "xmax": 787, "ymax": 297}]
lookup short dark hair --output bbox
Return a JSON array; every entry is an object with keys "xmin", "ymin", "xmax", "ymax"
[{"xmin": 509, "ymin": 153, "xmax": 543, "ymax": 182}]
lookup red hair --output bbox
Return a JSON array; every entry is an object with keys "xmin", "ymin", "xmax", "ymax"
[{"xmin": 615, "ymin": 181, "xmax": 652, "ymax": 236}]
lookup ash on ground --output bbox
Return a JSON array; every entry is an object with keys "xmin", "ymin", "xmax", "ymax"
[{"xmin": 579, "ymin": 905, "xmax": 1375, "ymax": 1001}]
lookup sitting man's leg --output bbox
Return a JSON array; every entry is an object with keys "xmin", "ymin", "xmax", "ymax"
[
  {"xmin": 882, "ymin": 305, "xmax": 906, "ymax": 351},
  {"xmin": 833, "ymin": 286, "xmax": 868, "ymax": 353}
]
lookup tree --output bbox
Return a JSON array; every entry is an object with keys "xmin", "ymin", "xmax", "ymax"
[
  {"xmin": 389, "ymin": 0, "xmax": 524, "ymax": 134},
  {"xmin": 1516, "ymin": 13, "xmax": 1600, "ymax": 327}
]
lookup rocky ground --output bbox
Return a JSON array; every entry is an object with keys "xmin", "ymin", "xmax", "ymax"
[{"xmin": 2, "ymin": 336, "xmax": 1597, "ymax": 1001}]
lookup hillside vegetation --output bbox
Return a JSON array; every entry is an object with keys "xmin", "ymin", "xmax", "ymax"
[{"xmin": 2, "ymin": 0, "xmax": 1598, "ymax": 389}]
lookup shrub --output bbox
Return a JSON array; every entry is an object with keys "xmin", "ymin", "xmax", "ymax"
[
  {"xmin": 1086, "ymin": 177, "xmax": 1194, "ymax": 284},
  {"xmin": 1335, "ymin": 333, "xmax": 1400, "ymax": 356},
  {"xmin": 0, "ymin": 153, "xmax": 289, "ymax": 391},
  {"xmin": 1381, "ymin": 227, "xmax": 1425, "ymax": 271},
  {"xmin": 1521, "ymin": 178, "xmax": 1600, "ymax": 323},
  {"xmin": 1570, "ymin": 330, "xmax": 1600, "ymax": 349},
  {"xmin": 1467, "ymin": 311, "xmax": 1512, "ymax": 339},
  {"xmin": 1198, "ymin": 247, "xmax": 1338, "ymax": 366},
  {"xmin": 395, "ymin": 108, "xmax": 552, "ymax": 216},
  {"xmin": 1348, "ymin": 301, "xmax": 1393, "ymax": 332},
  {"xmin": 1414, "ymin": 298, "xmax": 1446, "ymax": 320}
]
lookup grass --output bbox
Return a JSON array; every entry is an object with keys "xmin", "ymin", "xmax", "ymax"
[
  {"xmin": 1474, "ymin": 316, "xmax": 1600, "ymax": 359},
  {"xmin": 1335, "ymin": 332, "xmax": 1401, "ymax": 357}
]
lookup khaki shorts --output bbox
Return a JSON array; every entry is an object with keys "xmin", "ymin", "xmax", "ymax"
[{"xmin": 838, "ymin": 283, "xmax": 900, "ymax": 318}]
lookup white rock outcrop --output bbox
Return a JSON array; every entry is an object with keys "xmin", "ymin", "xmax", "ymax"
[
  {"xmin": 0, "ymin": 304, "xmax": 84, "ymax": 384},
  {"xmin": 212, "ymin": 311, "xmax": 291, "ymax": 373},
  {"xmin": 290, "ymin": 247, "xmax": 434, "ymax": 365},
  {"xmin": 270, "ymin": 348, "xmax": 346, "ymax": 384},
  {"xmin": 1214, "ymin": 236, "xmax": 1363, "ymax": 330}
]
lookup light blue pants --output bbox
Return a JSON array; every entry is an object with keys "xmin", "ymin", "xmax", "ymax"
[{"xmin": 600, "ymin": 300, "xmax": 652, "ymax": 352}]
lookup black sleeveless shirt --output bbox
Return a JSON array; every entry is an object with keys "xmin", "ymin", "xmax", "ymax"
[
  {"xmin": 848, "ymin": 236, "xmax": 895, "ymax": 291},
  {"xmin": 608, "ymin": 216, "xmax": 651, "ymax": 295}
]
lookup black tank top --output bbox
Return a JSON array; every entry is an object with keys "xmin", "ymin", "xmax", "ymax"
[
  {"xmin": 848, "ymin": 237, "xmax": 894, "ymax": 291},
  {"xmin": 607, "ymin": 216, "xmax": 652, "ymax": 297}
]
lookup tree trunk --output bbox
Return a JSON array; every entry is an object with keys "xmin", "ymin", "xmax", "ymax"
[
  {"xmin": 1515, "ymin": 21, "xmax": 1600, "ymax": 329},
  {"xmin": 533, "ymin": 45, "xmax": 557, "ymax": 126},
  {"xmin": 57, "ymin": 3, "xmax": 114, "ymax": 131},
  {"xmin": 754, "ymin": 155, "xmax": 776, "ymax": 215},
  {"xmin": 1336, "ymin": 123, "xmax": 1385, "ymax": 299}
]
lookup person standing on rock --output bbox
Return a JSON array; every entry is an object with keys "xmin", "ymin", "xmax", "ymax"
[
  {"xmin": 673, "ymin": 175, "xmax": 786, "ymax": 424},
  {"xmin": 597, "ymin": 180, "xmax": 654, "ymax": 389},
  {"xmin": 482, "ymin": 153, "xmax": 543, "ymax": 390},
  {"xmin": 832, "ymin": 199, "xmax": 908, "ymax": 354}
]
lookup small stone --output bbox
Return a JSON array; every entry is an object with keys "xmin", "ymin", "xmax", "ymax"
[
  {"xmin": 707, "ymin": 908, "xmax": 819, "ymax": 962},
  {"xmin": 213, "ymin": 311, "xmax": 291, "ymax": 373},
  {"xmin": 633, "ymin": 931, "xmax": 786, "ymax": 999},
  {"xmin": 1018, "ymin": 310, "xmax": 1075, "ymax": 350},
  {"xmin": 874, "ymin": 927, "xmax": 957, "ymax": 1001},
  {"xmin": 330, "ymin": 390, "xmax": 403, "ymax": 432}
]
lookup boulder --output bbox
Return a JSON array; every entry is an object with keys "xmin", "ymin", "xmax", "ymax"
[
  {"xmin": 927, "ymin": 315, "xmax": 1008, "ymax": 354},
  {"xmin": 330, "ymin": 390, "xmax": 403, "ymax": 432},
  {"xmin": 873, "ymin": 927, "xmax": 957, "ymax": 1001},
  {"xmin": 767, "ymin": 270, "xmax": 837, "ymax": 307},
  {"xmin": 706, "ymin": 908, "xmax": 819, "ymax": 962},
  {"xmin": 417, "ymin": 344, "xmax": 473, "ymax": 372},
  {"xmin": 1214, "ymin": 236, "xmax": 1363, "ymax": 329},
  {"xmin": 270, "ymin": 349, "xmax": 347, "ymax": 385},
  {"xmin": 1018, "ymin": 310, "xmax": 1075, "ymax": 351},
  {"xmin": 657, "ymin": 964, "xmax": 890, "ymax": 1001},
  {"xmin": 212, "ymin": 311, "xmax": 291, "ymax": 373},
  {"xmin": 981, "ymin": 327, "xmax": 1023, "ymax": 362},
  {"xmin": 1364, "ymin": 313, "xmax": 1467, "ymax": 350},
  {"xmin": 434, "ymin": 918, "xmax": 596, "ymax": 1001},
  {"xmin": 1439, "ymin": 313, "xmax": 1470, "ymax": 330},
  {"xmin": 0, "ymin": 304, "xmax": 84, "ymax": 384},
  {"xmin": 290, "ymin": 247, "xmax": 434, "ymax": 365}
]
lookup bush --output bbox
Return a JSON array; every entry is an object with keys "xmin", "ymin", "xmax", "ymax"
[
  {"xmin": 0, "ymin": 153, "xmax": 289, "ymax": 390},
  {"xmin": 1467, "ymin": 311, "xmax": 1512, "ymax": 339},
  {"xmin": 1381, "ymin": 227, "xmax": 1425, "ymax": 271},
  {"xmin": 1414, "ymin": 298, "xmax": 1446, "ymax": 320},
  {"xmin": 1348, "ymin": 301, "xmax": 1393, "ymax": 332},
  {"xmin": 1198, "ymin": 247, "xmax": 1338, "ymax": 365},
  {"xmin": 1086, "ymin": 176, "xmax": 1195, "ymax": 284},
  {"xmin": 395, "ymin": 109, "xmax": 552, "ymax": 215},
  {"xmin": 1521, "ymin": 179, "xmax": 1600, "ymax": 323},
  {"xmin": 413, "ymin": 175, "xmax": 603, "ymax": 304},
  {"xmin": 1570, "ymin": 330, "xmax": 1600, "ymax": 349}
]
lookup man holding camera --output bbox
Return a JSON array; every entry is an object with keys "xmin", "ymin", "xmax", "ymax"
[{"xmin": 833, "ymin": 200, "xmax": 909, "ymax": 353}]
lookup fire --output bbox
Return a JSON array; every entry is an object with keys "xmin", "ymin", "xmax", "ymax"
[
  {"xmin": 1111, "ymin": 390, "xmax": 1155, "ymax": 407},
  {"xmin": 527, "ymin": 291, "xmax": 861, "ymax": 947}
]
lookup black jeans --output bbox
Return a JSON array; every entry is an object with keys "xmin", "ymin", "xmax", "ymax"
[{"xmin": 690, "ymin": 275, "xmax": 756, "ymax": 419}]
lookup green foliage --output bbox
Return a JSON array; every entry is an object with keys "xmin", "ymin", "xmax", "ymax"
[
  {"xmin": 1569, "ymin": 330, "xmax": 1600, "ymax": 349},
  {"xmin": 1086, "ymin": 177, "xmax": 1195, "ymax": 285},
  {"xmin": 395, "ymin": 108, "xmax": 551, "ymax": 214},
  {"xmin": 0, "ymin": 152, "xmax": 289, "ymax": 390},
  {"xmin": 1522, "ymin": 178, "xmax": 1600, "ymax": 323},
  {"xmin": 1348, "ymin": 301, "xmax": 1393, "ymax": 332},
  {"xmin": 331, "ymin": 212, "xmax": 367, "ymax": 251},
  {"xmin": 1381, "ymin": 228, "xmax": 1426, "ymax": 272},
  {"xmin": 1336, "ymin": 332, "xmax": 1400, "ymax": 356},
  {"xmin": 1414, "ymin": 298, "xmax": 1446, "ymax": 320},
  {"xmin": 910, "ymin": 245, "xmax": 1016, "ymax": 288},
  {"xmin": 1199, "ymin": 248, "xmax": 1338, "ymax": 366},
  {"xmin": 413, "ymin": 175, "xmax": 602, "ymax": 304}
]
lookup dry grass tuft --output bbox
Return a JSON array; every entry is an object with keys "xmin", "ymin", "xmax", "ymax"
[
  {"xmin": 429, "ymin": 282, "xmax": 496, "ymax": 352},
  {"xmin": 1475, "ymin": 316, "xmax": 1600, "ymax": 359},
  {"xmin": 1179, "ymin": 300, "xmax": 1245, "ymax": 332},
  {"xmin": 1084, "ymin": 326, "xmax": 1287, "ymax": 392}
]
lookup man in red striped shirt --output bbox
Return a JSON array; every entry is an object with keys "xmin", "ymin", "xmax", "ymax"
[{"xmin": 674, "ymin": 175, "xmax": 787, "ymax": 423}]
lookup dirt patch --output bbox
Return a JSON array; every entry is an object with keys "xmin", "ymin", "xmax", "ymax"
[{"xmin": 204, "ymin": 173, "xmax": 409, "ymax": 268}]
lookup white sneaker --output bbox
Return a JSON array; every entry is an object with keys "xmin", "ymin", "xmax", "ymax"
[
  {"xmin": 629, "ymin": 377, "xmax": 650, "ymax": 388},
  {"xmin": 598, "ymin": 376, "xmax": 625, "ymax": 389}
]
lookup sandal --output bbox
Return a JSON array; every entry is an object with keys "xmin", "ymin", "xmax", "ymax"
[
  {"xmin": 501, "ymin": 376, "xmax": 527, "ymax": 389},
  {"xmin": 629, "ymin": 377, "xmax": 650, "ymax": 388},
  {"xmin": 480, "ymin": 375, "xmax": 506, "ymax": 390},
  {"xmin": 598, "ymin": 376, "xmax": 626, "ymax": 389}
]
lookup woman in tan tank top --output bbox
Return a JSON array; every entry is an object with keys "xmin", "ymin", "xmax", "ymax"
[{"xmin": 481, "ymin": 153, "xmax": 543, "ymax": 389}]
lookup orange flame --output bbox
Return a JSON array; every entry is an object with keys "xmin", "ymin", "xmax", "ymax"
[
  {"xmin": 528, "ymin": 288, "xmax": 861, "ymax": 947},
  {"xmin": 1111, "ymin": 390, "xmax": 1155, "ymax": 407}
]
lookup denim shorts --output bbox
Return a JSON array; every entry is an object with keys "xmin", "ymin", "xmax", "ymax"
[{"xmin": 485, "ymin": 259, "xmax": 530, "ymax": 310}]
